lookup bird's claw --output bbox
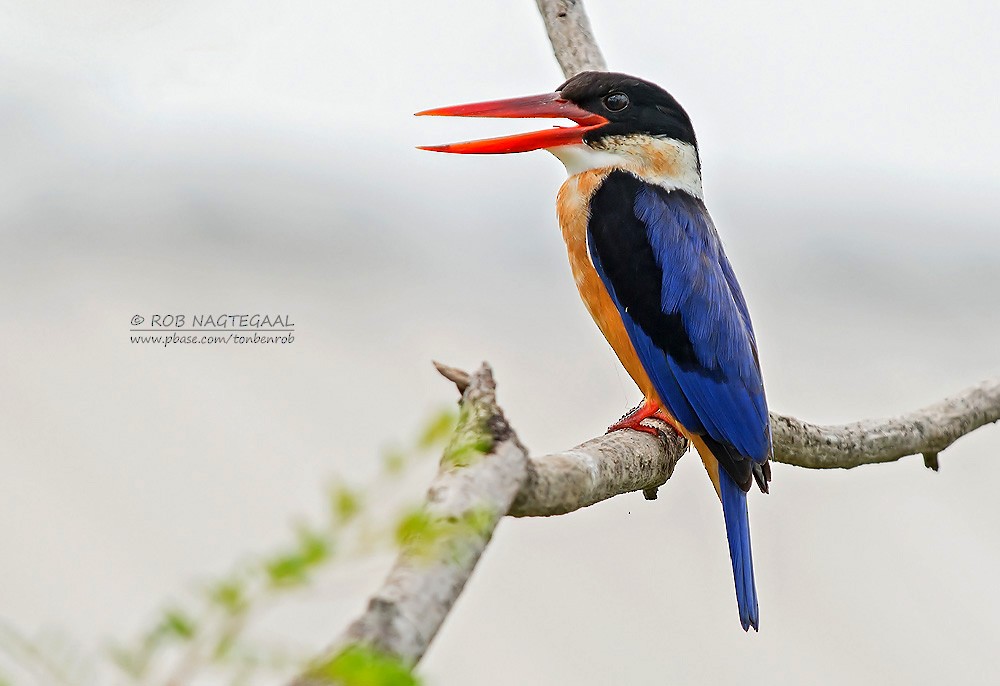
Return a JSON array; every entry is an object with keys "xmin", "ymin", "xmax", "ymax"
[{"xmin": 607, "ymin": 401, "xmax": 682, "ymax": 438}]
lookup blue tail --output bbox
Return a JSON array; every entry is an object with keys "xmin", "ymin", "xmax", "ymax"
[{"xmin": 719, "ymin": 468, "xmax": 759, "ymax": 631}]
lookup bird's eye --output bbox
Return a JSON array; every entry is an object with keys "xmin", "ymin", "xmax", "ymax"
[{"xmin": 603, "ymin": 93, "xmax": 629, "ymax": 112}]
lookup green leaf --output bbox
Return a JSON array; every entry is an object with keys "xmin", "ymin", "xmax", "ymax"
[
  {"xmin": 208, "ymin": 578, "xmax": 248, "ymax": 615},
  {"xmin": 393, "ymin": 505, "xmax": 497, "ymax": 562},
  {"xmin": 265, "ymin": 527, "xmax": 331, "ymax": 588},
  {"xmin": 440, "ymin": 434, "xmax": 492, "ymax": 468},
  {"xmin": 439, "ymin": 405, "xmax": 492, "ymax": 469},
  {"xmin": 296, "ymin": 525, "xmax": 332, "ymax": 566},
  {"xmin": 393, "ymin": 508, "xmax": 438, "ymax": 553},
  {"xmin": 159, "ymin": 609, "xmax": 197, "ymax": 640},
  {"xmin": 394, "ymin": 507, "xmax": 450, "ymax": 559},
  {"xmin": 309, "ymin": 645, "xmax": 420, "ymax": 686},
  {"xmin": 380, "ymin": 447, "xmax": 407, "ymax": 475},
  {"xmin": 417, "ymin": 408, "xmax": 457, "ymax": 450},
  {"xmin": 265, "ymin": 553, "xmax": 309, "ymax": 587},
  {"xmin": 457, "ymin": 506, "xmax": 496, "ymax": 539},
  {"xmin": 330, "ymin": 484, "xmax": 363, "ymax": 524}
]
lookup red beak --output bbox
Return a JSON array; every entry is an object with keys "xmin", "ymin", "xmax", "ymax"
[{"xmin": 415, "ymin": 92, "xmax": 607, "ymax": 154}]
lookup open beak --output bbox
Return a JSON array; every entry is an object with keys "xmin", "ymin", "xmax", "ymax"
[{"xmin": 415, "ymin": 92, "xmax": 607, "ymax": 154}]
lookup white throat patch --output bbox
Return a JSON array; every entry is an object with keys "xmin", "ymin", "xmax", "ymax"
[{"xmin": 549, "ymin": 136, "xmax": 703, "ymax": 199}]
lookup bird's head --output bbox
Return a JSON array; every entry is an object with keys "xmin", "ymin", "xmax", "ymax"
[{"xmin": 418, "ymin": 71, "xmax": 701, "ymax": 194}]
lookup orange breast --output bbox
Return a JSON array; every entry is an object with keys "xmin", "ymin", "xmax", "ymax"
[
  {"xmin": 556, "ymin": 169, "xmax": 720, "ymax": 499},
  {"xmin": 556, "ymin": 170, "xmax": 659, "ymax": 402}
]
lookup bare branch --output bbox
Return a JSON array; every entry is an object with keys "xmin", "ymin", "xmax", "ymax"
[
  {"xmin": 535, "ymin": 0, "xmax": 607, "ymax": 77},
  {"xmin": 432, "ymin": 362, "xmax": 688, "ymax": 516},
  {"xmin": 432, "ymin": 360, "xmax": 470, "ymax": 393},
  {"xmin": 772, "ymin": 378, "xmax": 1000, "ymax": 469},
  {"xmin": 293, "ymin": 364, "xmax": 529, "ymax": 683},
  {"xmin": 511, "ymin": 420, "xmax": 686, "ymax": 516},
  {"xmin": 294, "ymin": 361, "xmax": 999, "ymax": 684}
]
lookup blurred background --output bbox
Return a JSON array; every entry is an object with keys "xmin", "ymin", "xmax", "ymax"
[{"xmin": 1, "ymin": 0, "xmax": 999, "ymax": 683}]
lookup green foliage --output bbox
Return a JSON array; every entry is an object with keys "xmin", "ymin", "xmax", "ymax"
[
  {"xmin": 393, "ymin": 506, "xmax": 498, "ymax": 562},
  {"xmin": 440, "ymin": 406, "xmax": 492, "ymax": 468},
  {"xmin": 417, "ymin": 408, "xmax": 458, "ymax": 450},
  {"xmin": 1, "ymin": 407, "xmax": 460, "ymax": 686},
  {"xmin": 157, "ymin": 609, "xmax": 198, "ymax": 641},
  {"xmin": 380, "ymin": 447, "xmax": 407, "ymax": 475},
  {"xmin": 459, "ymin": 506, "xmax": 496, "ymax": 540},
  {"xmin": 309, "ymin": 645, "xmax": 420, "ymax": 686},
  {"xmin": 393, "ymin": 508, "xmax": 445, "ymax": 558},
  {"xmin": 265, "ymin": 525, "xmax": 333, "ymax": 588},
  {"xmin": 331, "ymin": 484, "xmax": 364, "ymax": 524},
  {"xmin": 208, "ymin": 578, "xmax": 248, "ymax": 615}
]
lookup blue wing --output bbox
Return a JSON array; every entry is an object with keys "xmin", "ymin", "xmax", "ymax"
[
  {"xmin": 587, "ymin": 170, "xmax": 770, "ymax": 631},
  {"xmin": 586, "ymin": 170, "xmax": 771, "ymax": 484}
]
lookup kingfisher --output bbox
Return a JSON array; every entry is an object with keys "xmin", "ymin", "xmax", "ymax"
[{"xmin": 417, "ymin": 71, "xmax": 771, "ymax": 631}]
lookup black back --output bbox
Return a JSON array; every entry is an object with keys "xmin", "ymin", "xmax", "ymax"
[
  {"xmin": 587, "ymin": 170, "xmax": 706, "ymax": 374},
  {"xmin": 587, "ymin": 170, "xmax": 769, "ymax": 493}
]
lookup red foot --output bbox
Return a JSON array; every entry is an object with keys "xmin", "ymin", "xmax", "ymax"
[{"xmin": 607, "ymin": 399, "xmax": 683, "ymax": 438}]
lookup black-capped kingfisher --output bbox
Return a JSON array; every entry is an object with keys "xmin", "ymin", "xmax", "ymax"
[{"xmin": 417, "ymin": 72, "xmax": 771, "ymax": 631}]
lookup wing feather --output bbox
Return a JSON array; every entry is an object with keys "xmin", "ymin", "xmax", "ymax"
[{"xmin": 587, "ymin": 171, "xmax": 770, "ymax": 489}]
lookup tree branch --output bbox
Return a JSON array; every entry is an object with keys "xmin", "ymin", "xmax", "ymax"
[
  {"xmin": 434, "ymin": 361, "xmax": 687, "ymax": 515},
  {"xmin": 293, "ymin": 364, "xmax": 530, "ymax": 684},
  {"xmin": 771, "ymin": 378, "xmax": 1000, "ymax": 470},
  {"xmin": 510, "ymin": 420, "xmax": 686, "ymax": 516},
  {"xmin": 535, "ymin": 0, "xmax": 607, "ymax": 77},
  {"xmin": 294, "ymin": 361, "xmax": 999, "ymax": 684},
  {"xmin": 434, "ymin": 364, "xmax": 1000, "ymax": 477}
]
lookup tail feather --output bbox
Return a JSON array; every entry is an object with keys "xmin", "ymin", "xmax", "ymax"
[{"xmin": 719, "ymin": 468, "xmax": 759, "ymax": 631}]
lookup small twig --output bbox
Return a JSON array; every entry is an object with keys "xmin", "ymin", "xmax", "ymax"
[{"xmin": 432, "ymin": 361, "xmax": 470, "ymax": 394}]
